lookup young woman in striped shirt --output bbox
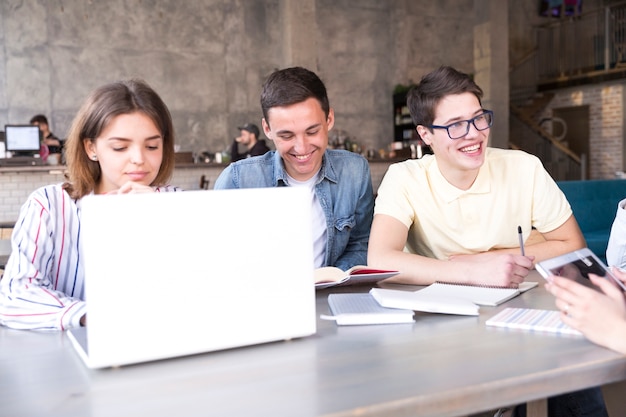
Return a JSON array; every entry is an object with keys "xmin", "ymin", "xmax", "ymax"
[{"xmin": 0, "ymin": 79, "xmax": 181, "ymax": 330}]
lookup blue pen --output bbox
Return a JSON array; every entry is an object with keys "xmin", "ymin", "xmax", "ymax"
[{"xmin": 517, "ymin": 225, "xmax": 525, "ymax": 256}]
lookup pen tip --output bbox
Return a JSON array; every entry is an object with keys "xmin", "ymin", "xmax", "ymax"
[{"xmin": 517, "ymin": 225, "xmax": 522, "ymax": 233}]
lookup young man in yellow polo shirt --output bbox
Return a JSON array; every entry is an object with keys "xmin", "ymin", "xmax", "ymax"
[
  {"xmin": 369, "ymin": 66, "xmax": 585, "ymax": 288},
  {"xmin": 368, "ymin": 66, "xmax": 605, "ymax": 417}
]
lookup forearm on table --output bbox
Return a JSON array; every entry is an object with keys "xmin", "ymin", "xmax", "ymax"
[
  {"xmin": 0, "ymin": 290, "xmax": 86, "ymax": 331},
  {"xmin": 483, "ymin": 237, "xmax": 583, "ymax": 262},
  {"xmin": 523, "ymin": 239, "xmax": 585, "ymax": 263},
  {"xmin": 523, "ymin": 217, "xmax": 586, "ymax": 262},
  {"xmin": 368, "ymin": 250, "xmax": 468, "ymax": 285}
]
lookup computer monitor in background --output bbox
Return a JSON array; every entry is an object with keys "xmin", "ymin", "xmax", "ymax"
[{"xmin": 4, "ymin": 125, "xmax": 42, "ymax": 157}]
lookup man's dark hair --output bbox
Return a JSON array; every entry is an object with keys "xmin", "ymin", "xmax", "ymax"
[
  {"xmin": 260, "ymin": 67, "xmax": 330, "ymax": 122},
  {"xmin": 407, "ymin": 66, "xmax": 483, "ymax": 128},
  {"xmin": 30, "ymin": 114, "xmax": 49, "ymax": 125}
]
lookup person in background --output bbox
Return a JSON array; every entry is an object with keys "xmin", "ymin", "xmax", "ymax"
[
  {"xmin": 0, "ymin": 79, "xmax": 181, "ymax": 331},
  {"xmin": 230, "ymin": 122, "xmax": 270, "ymax": 162},
  {"xmin": 546, "ymin": 267, "xmax": 626, "ymax": 355},
  {"xmin": 367, "ymin": 66, "xmax": 605, "ymax": 417},
  {"xmin": 215, "ymin": 66, "xmax": 374, "ymax": 271},
  {"xmin": 30, "ymin": 114, "xmax": 63, "ymax": 155}
]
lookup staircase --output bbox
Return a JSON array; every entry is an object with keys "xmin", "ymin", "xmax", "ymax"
[{"xmin": 509, "ymin": 93, "xmax": 585, "ymax": 181}]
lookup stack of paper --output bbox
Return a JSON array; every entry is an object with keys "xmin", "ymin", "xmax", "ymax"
[
  {"xmin": 323, "ymin": 281, "xmax": 541, "ymax": 325},
  {"xmin": 369, "ymin": 281, "xmax": 538, "ymax": 316},
  {"xmin": 370, "ymin": 287, "xmax": 480, "ymax": 316}
]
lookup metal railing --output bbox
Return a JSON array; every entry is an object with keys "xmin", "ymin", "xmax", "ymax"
[
  {"xmin": 510, "ymin": 108, "xmax": 585, "ymax": 181},
  {"xmin": 512, "ymin": 1, "xmax": 626, "ymax": 95},
  {"xmin": 507, "ymin": 4, "xmax": 625, "ymax": 180}
]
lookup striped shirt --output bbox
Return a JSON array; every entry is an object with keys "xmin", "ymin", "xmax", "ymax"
[{"xmin": 0, "ymin": 183, "xmax": 181, "ymax": 331}]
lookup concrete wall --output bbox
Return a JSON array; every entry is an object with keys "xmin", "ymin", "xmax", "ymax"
[{"xmin": 0, "ymin": 0, "xmax": 493, "ymax": 158}]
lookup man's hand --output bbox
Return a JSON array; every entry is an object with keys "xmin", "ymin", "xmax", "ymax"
[{"xmin": 449, "ymin": 252, "xmax": 535, "ymax": 287}]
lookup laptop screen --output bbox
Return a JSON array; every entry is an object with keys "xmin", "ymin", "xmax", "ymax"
[{"xmin": 4, "ymin": 125, "xmax": 42, "ymax": 155}]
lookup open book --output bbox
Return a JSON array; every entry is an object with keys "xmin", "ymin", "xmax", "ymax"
[
  {"xmin": 370, "ymin": 281, "xmax": 538, "ymax": 316},
  {"xmin": 314, "ymin": 265, "xmax": 400, "ymax": 289},
  {"xmin": 320, "ymin": 293, "xmax": 415, "ymax": 325}
]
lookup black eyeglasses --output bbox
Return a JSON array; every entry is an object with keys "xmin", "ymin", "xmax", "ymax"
[{"xmin": 429, "ymin": 110, "xmax": 494, "ymax": 140}]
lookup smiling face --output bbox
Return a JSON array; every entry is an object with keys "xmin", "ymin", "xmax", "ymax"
[
  {"xmin": 84, "ymin": 112, "xmax": 164, "ymax": 194},
  {"xmin": 416, "ymin": 92, "xmax": 489, "ymax": 189},
  {"xmin": 262, "ymin": 97, "xmax": 334, "ymax": 181}
]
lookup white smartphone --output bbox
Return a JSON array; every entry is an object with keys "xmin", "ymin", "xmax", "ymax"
[{"xmin": 536, "ymin": 248, "xmax": 626, "ymax": 291}]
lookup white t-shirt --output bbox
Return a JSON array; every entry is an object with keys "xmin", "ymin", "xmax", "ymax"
[{"xmin": 286, "ymin": 172, "xmax": 327, "ymax": 268}]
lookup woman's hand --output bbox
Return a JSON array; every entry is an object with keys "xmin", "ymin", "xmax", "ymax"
[
  {"xmin": 546, "ymin": 271, "xmax": 626, "ymax": 354},
  {"xmin": 107, "ymin": 182, "xmax": 155, "ymax": 194}
]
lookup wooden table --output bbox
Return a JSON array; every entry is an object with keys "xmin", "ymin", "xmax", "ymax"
[{"xmin": 1, "ymin": 272, "xmax": 625, "ymax": 417}]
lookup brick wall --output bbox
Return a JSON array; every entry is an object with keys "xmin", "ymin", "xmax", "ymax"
[
  {"xmin": 0, "ymin": 166, "xmax": 225, "ymax": 224},
  {"xmin": 540, "ymin": 81, "xmax": 625, "ymax": 179},
  {"xmin": 0, "ymin": 169, "xmax": 67, "ymax": 224}
]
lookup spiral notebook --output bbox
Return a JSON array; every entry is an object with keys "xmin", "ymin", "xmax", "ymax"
[
  {"xmin": 321, "ymin": 293, "xmax": 415, "ymax": 325},
  {"xmin": 418, "ymin": 281, "xmax": 538, "ymax": 307}
]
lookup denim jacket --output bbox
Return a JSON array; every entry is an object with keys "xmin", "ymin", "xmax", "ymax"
[{"xmin": 214, "ymin": 149, "xmax": 374, "ymax": 270}]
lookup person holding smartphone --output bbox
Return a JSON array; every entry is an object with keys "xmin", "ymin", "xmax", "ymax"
[{"xmin": 546, "ymin": 267, "xmax": 626, "ymax": 354}]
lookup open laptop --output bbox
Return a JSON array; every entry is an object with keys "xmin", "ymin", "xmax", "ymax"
[{"xmin": 67, "ymin": 187, "xmax": 316, "ymax": 368}]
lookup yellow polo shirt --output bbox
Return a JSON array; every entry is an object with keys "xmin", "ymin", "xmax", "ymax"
[{"xmin": 374, "ymin": 148, "xmax": 572, "ymax": 260}]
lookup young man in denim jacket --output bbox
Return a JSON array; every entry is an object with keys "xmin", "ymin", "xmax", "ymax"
[{"xmin": 215, "ymin": 67, "xmax": 374, "ymax": 271}]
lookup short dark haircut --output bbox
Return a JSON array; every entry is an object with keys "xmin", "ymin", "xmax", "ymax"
[
  {"xmin": 30, "ymin": 114, "xmax": 49, "ymax": 125},
  {"xmin": 407, "ymin": 66, "xmax": 483, "ymax": 128},
  {"xmin": 260, "ymin": 67, "xmax": 330, "ymax": 122}
]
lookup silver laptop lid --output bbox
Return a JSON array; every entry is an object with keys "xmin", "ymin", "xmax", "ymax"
[{"xmin": 77, "ymin": 187, "xmax": 316, "ymax": 368}]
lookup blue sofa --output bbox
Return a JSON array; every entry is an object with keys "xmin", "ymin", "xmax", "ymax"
[{"xmin": 557, "ymin": 179, "xmax": 626, "ymax": 263}]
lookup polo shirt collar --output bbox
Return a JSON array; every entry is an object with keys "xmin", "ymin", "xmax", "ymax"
[{"xmin": 428, "ymin": 156, "xmax": 492, "ymax": 203}]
